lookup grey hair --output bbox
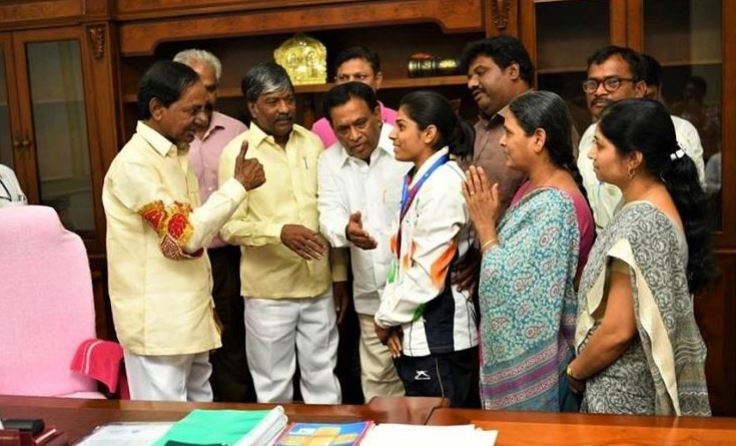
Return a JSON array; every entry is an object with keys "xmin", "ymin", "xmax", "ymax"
[
  {"xmin": 240, "ymin": 62, "xmax": 293, "ymax": 103},
  {"xmin": 173, "ymin": 48, "xmax": 222, "ymax": 81}
]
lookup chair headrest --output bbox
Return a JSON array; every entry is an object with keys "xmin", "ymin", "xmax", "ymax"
[{"xmin": 0, "ymin": 205, "xmax": 68, "ymax": 242}]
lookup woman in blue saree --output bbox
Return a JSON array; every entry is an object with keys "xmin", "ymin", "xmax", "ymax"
[{"xmin": 464, "ymin": 91, "xmax": 594, "ymax": 411}]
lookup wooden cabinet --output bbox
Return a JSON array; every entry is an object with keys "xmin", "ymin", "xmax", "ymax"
[
  {"xmin": 114, "ymin": 0, "xmax": 490, "ymax": 139},
  {"xmin": 0, "ymin": 25, "xmax": 118, "ymax": 253}
]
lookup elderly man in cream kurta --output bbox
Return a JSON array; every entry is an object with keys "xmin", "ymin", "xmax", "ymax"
[
  {"xmin": 103, "ymin": 60, "xmax": 264, "ymax": 401},
  {"xmin": 219, "ymin": 62, "xmax": 345, "ymax": 404}
]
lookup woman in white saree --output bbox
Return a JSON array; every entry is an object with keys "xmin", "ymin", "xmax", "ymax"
[{"xmin": 567, "ymin": 99, "xmax": 713, "ymax": 416}]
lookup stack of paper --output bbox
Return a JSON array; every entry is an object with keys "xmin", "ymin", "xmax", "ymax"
[
  {"xmin": 154, "ymin": 406, "xmax": 287, "ymax": 446},
  {"xmin": 360, "ymin": 423, "xmax": 497, "ymax": 446},
  {"xmin": 76, "ymin": 423, "xmax": 175, "ymax": 445},
  {"xmin": 76, "ymin": 406, "xmax": 287, "ymax": 446}
]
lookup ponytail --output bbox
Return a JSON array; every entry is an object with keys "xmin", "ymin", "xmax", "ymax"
[
  {"xmin": 450, "ymin": 118, "xmax": 475, "ymax": 159},
  {"xmin": 660, "ymin": 147, "xmax": 716, "ymax": 292}
]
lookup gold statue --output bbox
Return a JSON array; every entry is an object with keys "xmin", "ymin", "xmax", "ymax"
[{"xmin": 274, "ymin": 33, "xmax": 327, "ymax": 85}]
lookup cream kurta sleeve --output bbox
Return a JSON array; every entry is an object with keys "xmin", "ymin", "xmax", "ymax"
[{"xmin": 107, "ymin": 155, "xmax": 247, "ymax": 259}]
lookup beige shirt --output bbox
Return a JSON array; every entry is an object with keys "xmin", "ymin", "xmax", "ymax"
[
  {"xmin": 103, "ymin": 121, "xmax": 247, "ymax": 355},
  {"xmin": 219, "ymin": 123, "xmax": 346, "ymax": 299}
]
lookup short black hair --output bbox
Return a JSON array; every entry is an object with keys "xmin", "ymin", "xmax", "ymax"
[
  {"xmin": 460, "ymin": 36, "xmax": 535, "ymax": 85},
  {"xmin": 586, "ymin": 45, "xmax": 642, "ymax": 81},
  {"xmin": 137, "ymin": 60, "xmax": 200, "ymax": 120},
  {"xmin": 333, "ymin": 46, "xmax": 381, "ymax": 74},
  {"xmin": 640, "ymin": 54, "xmax": 662, "ymax": 87},
  {"xmin": 323, "ymin": 82, "xmax": 379, "ymax": 124}
]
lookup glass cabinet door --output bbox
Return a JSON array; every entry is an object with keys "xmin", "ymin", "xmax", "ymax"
[
  {"xmin": 642, "ymin": 0, "xmax": 723, "ymax": 230},
  {"xmin": 528, "ymin": 0, "xmax": 619, "ymax": 136},
  {"xmin": 12, "ymin": 28, "xmax": 97, "ymax": 237},
  {"xmin": 25, "ymin": 40, "xmax": 95, "ymax": 233}
]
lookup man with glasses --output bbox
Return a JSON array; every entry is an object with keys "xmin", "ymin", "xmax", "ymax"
[
  {"xmin": 577, "ymin": 46, "xmax": 705, "ymax": 230},
  {"xmin": 311, "ymin": 46, "xmax": 397, "ymax": 149}
]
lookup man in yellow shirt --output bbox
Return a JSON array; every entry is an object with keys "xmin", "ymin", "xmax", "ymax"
[
  {"xmin": 219, "ymin": 62, "xmax": 345, "ymax": 403},
  {"xmin": 103, "ymin": 60, "xmax": 265, "ymax": 401}
]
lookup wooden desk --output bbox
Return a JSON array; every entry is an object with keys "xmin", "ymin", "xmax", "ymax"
[
  {"xmin": 427, "ymin": 408, "xmax": 736, "ymax": 445},
  {"xmin": 0, "ymin": 395, "xmax": 444, "ymax": 442}
]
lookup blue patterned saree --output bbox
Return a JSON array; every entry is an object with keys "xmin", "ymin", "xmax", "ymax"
[{"xmin": 478, "ymin": 187, "xmax": 580, "ymax": 411}]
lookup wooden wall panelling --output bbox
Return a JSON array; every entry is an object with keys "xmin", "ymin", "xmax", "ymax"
[
  {"xmin": 707, "ymin": 2, "xmax": 736, "ymax": 414},
  {"xmin": 719, "ymin": 0, "xmax": 736, "ymax": 247},
  {"xmin": 0, "ymin": 33, "xmax": 25, "ymax": 186},
  {"xmin": 113, "ymin": 0, "xmax": 365, "ymax": 21},
  {"xmin": 118, "ymin": 0, "xmax": 483, "ymax": 56},
  {"xmin": 608, "ymin": 0, "xmax": 627, "ymax": 46},
  {"xmin": 624, "ymin": 0, "xmax": 643, "ymax": 51},
  {"xmin": 517, "ymin": 0, "xmax": 536, "ymax": 71},
  {"xmin": 82, "ymin": 22, "xmax": 121, "ymax": 247},
  {"xmin": 695, "ymin": 252, "xmax": 736, "ymax": 416},
  {"xmin": 82, "ymin": 0, "xmax": 112, "ymax": 20},
  {"xmin": 9, "ymin": 30, "xmax": 42, "ymax": 205},
  {"xmin": 0, "ymin": 0, "xmax": 83, "ymax": 30}
]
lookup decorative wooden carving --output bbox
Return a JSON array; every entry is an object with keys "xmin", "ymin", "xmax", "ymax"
[
  {"xmin": 490, "ymin": 0, "xmax": 511, "ymax": 30},
  {"xmin": 88, "ymin": 25, "xmax": 105, "ymax": 59}
]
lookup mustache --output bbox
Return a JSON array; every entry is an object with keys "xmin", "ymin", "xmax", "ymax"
[{"xmin": 275, "ymin": 114, "xmax": 294, "ymax": 122}]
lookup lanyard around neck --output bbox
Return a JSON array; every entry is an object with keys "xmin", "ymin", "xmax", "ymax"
[{"xmin": 396, "ymin": 154, "xmax": 449, "ymax": 258}]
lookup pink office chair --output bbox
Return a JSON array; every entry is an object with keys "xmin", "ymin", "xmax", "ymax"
[{"xmin": 0, "ymin": 205, "xmax": 117, "ymax": 397}]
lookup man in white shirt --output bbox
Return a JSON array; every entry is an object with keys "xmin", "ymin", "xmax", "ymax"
[
  {"xmin": 0, "ymin": 164, "xmax": 27, "ymax": 208},
  {"xmin": 577, "ymin": 46, "xmax": 706, "ymax": 230},
  {"xmin": 102, "ymin": 60, "xmax": 265, "ymax": 401},
  {"xmin": 318, "ymin": 82, "xmax": 409, "ymax": 401}
]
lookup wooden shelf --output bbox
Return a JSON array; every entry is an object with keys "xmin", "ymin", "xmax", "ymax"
[
  {"xmin": 659, "ymin": 59, "xmax": 722, "ymax": 67},
  {"xmin": 536, "ymin": 59, "xmax": 723, "ymax": 76},
  {"xmin": 31, "ymin": 98, "xmax": 85, "ymax": 105},
  {"xmin": 121, "ymin": 75, "xmax": 468, "ymax": 103},
  {"xmin": 537, "ymin": 67, "xmax": 586, "ymax": 75}
]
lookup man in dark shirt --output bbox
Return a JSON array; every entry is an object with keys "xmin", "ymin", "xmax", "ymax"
[
  {"xmin": 452, "ymin": 37, "xmax": 534, "ymax": 292},
  {"xmin": 458, "ymin": 36, "xmax": 533, "ymax": 212}
]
